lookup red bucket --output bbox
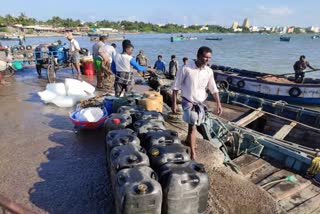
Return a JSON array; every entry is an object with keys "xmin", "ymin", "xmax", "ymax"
[{"xmin": 83, "ymin": 61, "xmax": 95, "ymax": 76}]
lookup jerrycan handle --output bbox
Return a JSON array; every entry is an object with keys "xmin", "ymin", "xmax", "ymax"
[{"xmin": 181, "ymin": 178, "xmax": 200, "ymax": 184}]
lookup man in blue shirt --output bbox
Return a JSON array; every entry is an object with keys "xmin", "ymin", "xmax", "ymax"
[{"xmin": 153, "ymin": 55, "xmax": 166, "ymax": 72}]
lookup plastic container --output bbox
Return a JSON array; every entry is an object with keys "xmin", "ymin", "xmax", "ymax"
[
  {"xmin": 133, "ymin": 111, "xmax": 164, "ymax": 123},
  {"xmin": 114, "ymin": 166, "xmax": 162, "ymax": 214},
  {"xmin": 104, "ymin": 113, "xmax": 132, "ymax": 135},
  {"xmin": 138, "ymin": 97, "xmax": 163, "ymax": 113},
  {"xmin": 143, "ymin": 130, "xmax": 181, "ymax": 150},
  {"xmin": 69, "ymin": 108, "xmax": 108, "ymax": 129},
  {"xmin": 83, "ymin": 61, "xmax": 95, "ymax": 76},
  {"xmin": 158, "ymin": 161, "xmax": 209, "ymax": 214},
  {"xmin": 117, "ymin": 105, "xmax": 145, "ymax": 118},
  {"xmin": 133, "ymin": 119, "xmax": 166, "ymax": 139},
  {"xmin": 105, "ymin": 129, "xmax": 140, "ymax": 164},
  {"xmin": 12, "ymin": 61, "xmax": 23, "ymax": 70},
  {"xmin": 104, "ymin": 97, "xmax": 130, "ymax": 114},
  {"xmin": 148, "ymin": 144, "xmax": 190, "ymax": 169},
  {"xmin": 109, "ymin": 144, "xmax": 150, "ymax": 187}
]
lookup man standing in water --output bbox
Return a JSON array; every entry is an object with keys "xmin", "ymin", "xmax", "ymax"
[
  {"xmin": 172, "ymin": 46, "xmax": 223, "ymax": 160},
  {"xmin": 293, "ymin": 55, "xmax": 316, "ymax": 83},
  {"xmin": 67, "ymin": 33, "xmax": 82, "ymax": 79},
  {"xmin": 113, "ymin": 41, "xmax": 155, "ymax": 96}
]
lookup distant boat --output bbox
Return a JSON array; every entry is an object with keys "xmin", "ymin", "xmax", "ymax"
[
  {"xmin": 205, "ymin": 37, "xmax": 223, "ymax": 41},
  {"xmin": 280, "ymin": 36, "xmax": 290, "ymax": 42},
  {"xmin": 170, "ymin": 36, "xmax": 198, "ymax": 42},
  {"xmin": 89, "ymin": 37, "xmax": 124, "ymax": 42},
  {"xmin": 87, "ymin": 33, "xmax": 109, "ymax": 37},
  {"xmin": 311, "ymin": 35, "xmax": 320, "ymax": 39},
  {"xmin": 0, "ymin": 35, "xmax": 20, "ymax": 41}
]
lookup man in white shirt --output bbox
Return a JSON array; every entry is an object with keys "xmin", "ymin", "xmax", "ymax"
[
  {"xmin": 67, "ymin": 33, "xmax": 81, "ymax": 79},
  {"xmin": 172, "ymin": 46, "xmax": 223, "ymax": 160}
]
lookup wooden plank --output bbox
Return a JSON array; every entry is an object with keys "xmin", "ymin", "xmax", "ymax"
[
  {"xmin": 311, "ymin": 206, "xmax": 320, "ymax": 214},
  {"xmin": 279, "ymin": 185, "xmax": 320, "ymax": 212},
  {"xmin": 241, "ymin": 158, "xmax": 270, "ymax": 177},
  {"xmin": 248, "ymin": 162, "xmax": 281, "ymax": 184},
  {"xmin": 273, "ymin": 121, "xmax": 297, "ymax": 140},
  {"xmin": 266, "ymin": 173, "xmax": 311, "ymax": 201},
  {"xmin": 232, "ymin": 154, "xmax": 259, "ymax": 169},
  {"xmin": 288, "ymin": 193, "xmax": 320, "ymax": 214},
  {"xmin": 235, "ymin": 108, "xmax": 264, "ymax": 127}
]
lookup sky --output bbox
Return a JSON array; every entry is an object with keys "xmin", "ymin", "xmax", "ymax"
[{"xmin": 1, "ymin": 0, "xmax": 319, "ymax": 27}]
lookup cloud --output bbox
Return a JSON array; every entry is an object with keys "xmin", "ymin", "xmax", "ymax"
[{"xmin": 256, "ymin": 5, "xmax": 294, "ymax": 17}]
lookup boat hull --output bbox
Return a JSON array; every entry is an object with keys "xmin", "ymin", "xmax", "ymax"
[{"xmin": 214, "ymin": 71, "xmax": 320, "ymax": 105}]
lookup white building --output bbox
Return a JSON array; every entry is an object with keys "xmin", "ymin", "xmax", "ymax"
[{"xmin": 200, "ymin": 25, "xmax": 208, "ymax": 31}]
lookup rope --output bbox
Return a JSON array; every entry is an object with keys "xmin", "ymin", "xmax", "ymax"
[{"xmin": 307, "ymin": 157, "xmax": 320, "ymax": 176}]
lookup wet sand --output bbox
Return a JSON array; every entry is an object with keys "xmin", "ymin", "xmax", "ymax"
[{"xmin": 0, "ymin": 68, "xmax": 112, "ymax": 213}]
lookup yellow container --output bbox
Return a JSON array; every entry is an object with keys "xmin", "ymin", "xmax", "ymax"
[
  {"xmin": 138, "ymin": 96, "xmax": 163, "ymax": 113},
  {"xmin": 143, "ymin": 91, "xmax": 163, "ymax": 103}
]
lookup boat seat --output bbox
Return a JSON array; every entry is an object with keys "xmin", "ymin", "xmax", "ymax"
[
  {"xmin": 273, "ymin": 121, "xmax": 297, "ymax": 140},
  {"xmin": 235, "ymin": 108, "xmax": 264, "ymax": 127}
]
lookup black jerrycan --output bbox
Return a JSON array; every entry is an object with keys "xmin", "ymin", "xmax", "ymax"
[
  {"xmin": 133, "ymin": 110, "xmax": 164, "ymax": 123},
  {"xmin": 114, "ymin": 166, "xmax": 162, "ymax": 214},
  {"xmin": 158, "ymin": 161, "xmax": 209, "ymax": 214},
  {"xmin": 148, "ymin": 144, "xmax": 190, "ymax": 169},
  {"xmin": 133, "ymin": 119, "xmax": 166, "ymax": 139},
  {"xmin": 109, "ymin": 144, "xmax": 150, "ymax": 187},
  {"xmin": 104, "ymin": 113, "xmax": 132, "ymax": 135},
  {"xmin": 143, "ymin": 130, "xmax": 181, "ymax": 150}
]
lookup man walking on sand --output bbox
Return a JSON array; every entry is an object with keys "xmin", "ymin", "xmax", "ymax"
[
  {"xmin": 66, "ymin": 33, "xmax": 82, "ymax": 79},
  {"xmin": 172, "ymin": 46, "xmax": 223, "ymax": 160}
]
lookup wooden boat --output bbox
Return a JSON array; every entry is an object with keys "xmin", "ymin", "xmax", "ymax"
[
  {"xmin": 157, "ymin": 83, "xmax": 320, "ymax": 213},
  {"xmin": 170, "ymin": 36, "xmax": 198, "ymax": 42},
  {"xmin": 280, "ymin": 36, "xmax": 291, "ymax": 42},
  {"xmin": 205, "ymin": 37, "xmax": 223, "ymax": 41},
  {"xmin": 0, "ymin": 35, "xmax": 20, "ymax": 41},
  {"xmin": 211, "ymin": 65, "xmax": 320, "ymax": 105},
  {"xmin": 311, "ymin": 35, "xmax": 320, "ymax": 39},
  {"xmin": 89, "ymin": 37, "xmax": 124, "ymax": 42}
]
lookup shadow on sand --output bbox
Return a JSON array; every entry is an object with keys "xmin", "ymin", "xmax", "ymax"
[{"xmin": 29, "ymin": 129, "xmax": 114, "ymax": 213}]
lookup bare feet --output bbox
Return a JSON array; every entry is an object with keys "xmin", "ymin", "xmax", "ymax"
[{"xmin": 77, "ymin": 74, "xmax": 82, "ymax": 80}]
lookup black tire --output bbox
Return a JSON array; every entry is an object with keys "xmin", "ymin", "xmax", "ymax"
[
  {"xmin": 289, "ymin": 87, "xmax": 301, "ymax": 97},
  {"xmin": 12, "ymin": 46, "xmax": 19, "ymax": 52},
  {"xmin": 26, "ymin": 45, "xmax": 32, "ymax": 50},
  {"xmin": 237, "ymin": 80, "xmax": 245, "ymax": 88},
  {"xmin": 47, "ymin": 64, "xmax": 56, "ymax": 83},
  {"xmin": 226, "ymin": 77, "xmax": 233, "ymax": 84},
  {"xmin": 19, "ymin": 45, "xmax": 25, "ymax": 51},
  {"xmin": 217, "ymin": 80, "xmax": 229, "ymax": 90}
]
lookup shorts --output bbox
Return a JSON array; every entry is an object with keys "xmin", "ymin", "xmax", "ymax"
[{"xmin": 71, "ymin": 53, "xmax": 80, "ymax": 64}]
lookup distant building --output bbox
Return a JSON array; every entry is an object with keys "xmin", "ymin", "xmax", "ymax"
[
  {"xmin": 249, "ymin": 26, "xmax": 259, "ymax": 32},
  {"xmin": 300, "ymin": 28, "xmax": 306, "ymax": 33},
  {"xmin": 307, "ymin": 26, "xmax": 319, "ymax": 33},
  {"xmin": 231, "ymin": 21, "xmax": 238, "ymax": 30},
  {"xmin": 242, "ymin": 18, "xmax": 250, "ymax": 28},
  {"xmin": 287, "ymin": 27, "xmax": 295, "ymax": 34},
  {"xmin": 200, "ymin": 25, "xmax": 208, "ymax": 31}
]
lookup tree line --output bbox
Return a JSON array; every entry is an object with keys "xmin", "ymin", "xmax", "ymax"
[{"xmin": 0, "ymin": 13, "xmax": 233, "ymax": 33}]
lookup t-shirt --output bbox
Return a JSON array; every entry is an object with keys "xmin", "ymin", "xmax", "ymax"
[
  {"xmin": 92, "ymin": 41, "xmax": 105, "ymax": 58},
  {"xmin": 172, "ymin": 60, "xmax": 219, "ymax": 103},
  {"xmin": 105, "ymin": 45, "xmax": 116, "ymax": 63},
  {"xmin": 169, "ymin": 60, "xmax": 178, "ymax": 76},
  {"xmin": 114, "ymin": 53, "xmax": 147, "ymax": 73},
  {"xmin": 69, "ymin": 39, "xmax": 80, "ymax": 52}
]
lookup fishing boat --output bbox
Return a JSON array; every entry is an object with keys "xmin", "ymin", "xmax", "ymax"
[
  {"xmin": 280, "ymin": 36, "xmax": 291, "ymax": 42},
  {"xmin": 211, "ymin": 65, "xmax": 320, "ymax": 105},
  {"xmin": 89, "ymin": 37, "xmax": 124, "ymax": 42},
  {"xmin": 170, "ymin": 36, "xmax": 198, "ymax": 42},
  {"xmin": 205, "ymin": 37, "xmax": 223, "ymax": 41},
  {"xmin": 0, "ymin": 35, "xmax": 20, "ymax": 41},
  {"xmin": 157, "ymin": 84, "xmax": 320, "ymax": 213},
  {"xmin": 311, "ymin": 35, "xmax": 320, "ymax": 39}
]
